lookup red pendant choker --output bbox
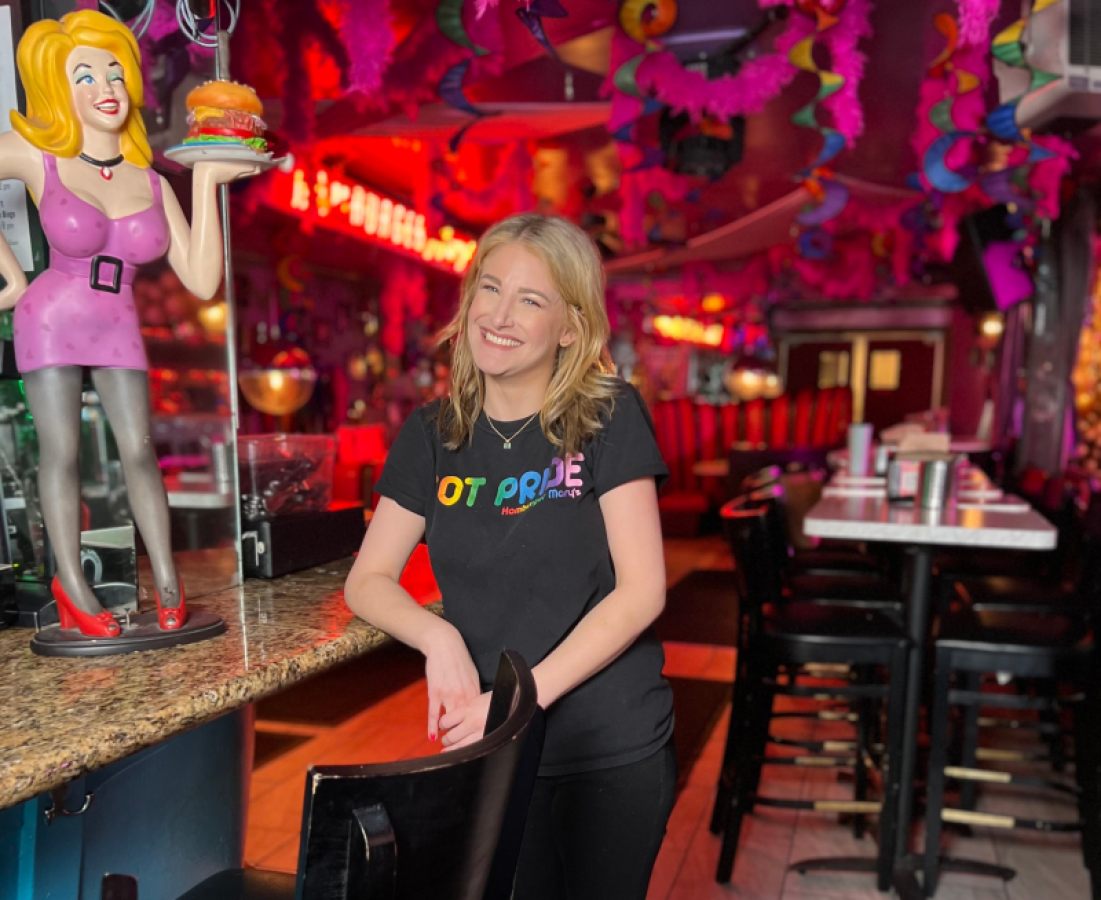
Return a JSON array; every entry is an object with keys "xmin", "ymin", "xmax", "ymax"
[{"xmin": 79, "ymin": 152, "xmax": 124, "ymax": 181}]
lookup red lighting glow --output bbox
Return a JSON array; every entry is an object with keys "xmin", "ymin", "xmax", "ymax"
[{"xmin": 271, "ymin": 166, "xmax": 477, "ymax": 273}]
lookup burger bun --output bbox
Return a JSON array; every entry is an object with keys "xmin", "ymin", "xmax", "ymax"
[{"xmin": 186, "ymin": 80, "xmax": 263, "ymax": 115}]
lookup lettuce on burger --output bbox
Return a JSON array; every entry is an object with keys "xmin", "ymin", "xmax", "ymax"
[{"xmin": 184, "ymin": 80, "xmax": 268, "ymax": 154}]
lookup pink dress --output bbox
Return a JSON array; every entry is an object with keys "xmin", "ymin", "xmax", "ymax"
[{"xmin": 13, "ymin": 153, "xmax": 170, "ymax": 372}]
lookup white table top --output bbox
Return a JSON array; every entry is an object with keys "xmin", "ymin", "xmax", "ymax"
[
  {"xmin": 827, "ymin": 437, "xmax": 992, "ymax": 469},
  {"xmin": 804, "ymin": 492, "xmax": 1057, "ymax": 551}
]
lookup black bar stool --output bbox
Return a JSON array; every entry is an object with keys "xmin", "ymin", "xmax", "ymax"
[
  {"xmin": 947, "ymin": 491, "xmax": 1101, "ymax": 807},
  {"xmin": 923, "ymin": 494, "xmax": 1101, "ymax": 898},
  {"xmin": 709, "ymin": 489, "xmax": 903, "ymax": 833},
  {"xmin": 933, "ymin": 474, "xmax": 1078, "ymax": 604},
  {"xmin": 921, "ymin": 613, "xmax": 1100, "ymax": 898},
  {"xmin": 709, "ymin": 501, "xmax": 910, "ymax": 890},
  {"xmin": 744, "ymin": 485, "xmax": 902, "ymax": 616},
  {"xmin": 740, "ymin": 466, "xmax": 885, "ymax": 578}
]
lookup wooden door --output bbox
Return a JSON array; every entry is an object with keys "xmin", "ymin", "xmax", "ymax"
[
  {"xmin": 780, "ymin": 331, "xmax": 944, "ymax": 430},
  {"xmin": 783, "ymin": 340, "xmax": 852, "ymax": 395},
  {"xmin": 861, "ymin": 337, "xmax": 940, "ymax": 431}
]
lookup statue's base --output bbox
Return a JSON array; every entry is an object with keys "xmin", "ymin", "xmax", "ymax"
[
  {"xmin": 29, "ymin": 607, "xmax": 226, "ymax": 658},
  {"xmin": 6, "ymin": 581, "xmax": 137, "ymax": 629}
]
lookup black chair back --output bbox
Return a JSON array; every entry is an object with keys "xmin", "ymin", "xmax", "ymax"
[
  {"xmin": 726, "ymin": 446, "xmax": 831, "ymax": 499},
  {"xmin": 295, "ymin": 650, "xmax": 545, "ymax": 900},
  {"xmin": 738, "ymin": 465, "xmax": 783, "ymax": 495},
  {"xmin": 720, "ymin": 499, "xmax": 784, "ymax": 635},
  {"xmin": 1076, "ymin": 491, "xmax": 1101, "ymax": 614},
  {"xmin": 731, "ymin": 483, "xmax": 793, "ymax": 569}
]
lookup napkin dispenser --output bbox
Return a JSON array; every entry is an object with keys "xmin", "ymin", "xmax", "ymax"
[
  {"xmin": 888, "ymin": 451, "xmax": 954, "ymax": 502},
  {"xmin": 887, "ymin": 452, "xmax": 925, "ymax": 501}
]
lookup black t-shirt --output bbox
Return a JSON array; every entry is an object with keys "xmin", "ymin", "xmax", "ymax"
[{"xmin": 376, "ymin": 380, "xmax": 673, "ymax": 775}]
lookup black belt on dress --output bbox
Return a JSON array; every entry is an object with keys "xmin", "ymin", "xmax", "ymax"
[{"xmin": 50, "ymin": 253, "xmax": 136, "ymax": 294}]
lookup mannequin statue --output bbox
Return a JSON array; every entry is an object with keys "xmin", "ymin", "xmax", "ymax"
[{"xmin": 0, "ymin": 11, "xmax": 258, "ymax": 638}]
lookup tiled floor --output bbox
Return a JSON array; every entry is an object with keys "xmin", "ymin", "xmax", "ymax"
[{"xmin": 244, "ymin": 535, "xmax": 1093, "ymax": 898}]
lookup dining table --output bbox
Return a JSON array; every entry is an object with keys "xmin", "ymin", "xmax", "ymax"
[{"xmin": 798, "ymin": 467, "xmax": 1058, "ymax": 898}]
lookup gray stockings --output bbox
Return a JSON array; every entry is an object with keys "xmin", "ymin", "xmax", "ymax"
[{"xmin": 23, "ymin": 366, "xmax": 179, "ymax": 615}]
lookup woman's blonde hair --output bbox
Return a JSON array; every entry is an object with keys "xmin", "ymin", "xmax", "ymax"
[
  {"xmin": 437, "ymin": 213, "xmax": 619, "ymax": 456},
  {"xmin": 11, "ymin": 10, "xmax": 151, "ymax": 167}
]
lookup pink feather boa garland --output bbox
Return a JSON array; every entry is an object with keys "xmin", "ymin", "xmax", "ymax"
[
  {"xmin": 632, "ymin": 11, "xmax": 813, "ymax": 122},
  {"xmin": 341, "ymin": 0, "xmax": 394, "ymax": 95},
  {"xmin": 627, "ymin": 0, "xmax": 872, "ymax": 145},
  {"xmin": 473, "ymin": 0, "xmax": 500, "ymax": 18},
  {"xmin": 617, "ymin": 165, "xmax": 692, "ymax": 251},
  {"xmin": 956, "ymin": 0, "xmax": 1001, "ymax": 46},
  {"xmin": 822, "ymin": 0, "xmax": 874, "ymax": 146}
]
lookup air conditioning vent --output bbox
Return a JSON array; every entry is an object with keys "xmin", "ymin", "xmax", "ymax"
[
  {"xmin": 1067, "ymin": 0, "xmax": 1088, "ymax": 67},
  {"xmin": 1067, "ymin": 0, "xmax": 1101, "ymax": 69},
  {"xmin": 998, "ymin": 0, "xmax": 1101, "ymax": 130}
]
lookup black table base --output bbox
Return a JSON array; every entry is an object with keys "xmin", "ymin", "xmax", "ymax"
[
  {"xmin": 790, "ymin": 853, "xmax": 1015, "ymax": 898},
  {"xmin": 786, "ymin": 544, "xmax": 1019, "ymax": 897}
]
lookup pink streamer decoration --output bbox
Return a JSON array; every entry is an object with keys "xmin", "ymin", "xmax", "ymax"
[
  {"xmin": 910, "ymin": 28, "xmax": 1076, "ymax": 238},
  {"xmin": 791, "ymin": 240, "xmax": 878, "ymax": 300},
  {"xmin": 341, "ymin": 0, "xmax": 394, "ymax": 94},
  {"xmin": 911, "ymin": 44, "xmax": 989, "ymax": 195},
  {"xmin": 821, "ymin": 0, "xmax": 874, "ymax": 146},
  {"xmin": 605, "ymin": 29, "xmax": 646, "ymax": 134},
  {"xmin": 1019, "ymin": 135, "xmax": 1078, "ymax": 220},
  {"xmin": 620, "ymin": 0, "xmax": 872, "ymax": 144},
  {"xmin": 473, "ymin": 0, "xmax": 500, "ymax": 18},
  {"xmin": 956, "ymin": 0, "xmax": 1000, "ymax": 46},
  {"xmin": 373, "ymin": 29, "xmax": 469, "ymax": 121},
  {"xmin": 632, "ymin": 12, "xmax": 814, "ymax": 122},
  {"xmin": 467, "ymin": 3, "xmax": 506, "ymax": 77},
  {"xmin": 617, "ymin": 162, "xmax": 691, "ymax": 251},
  {"xmin": 932, "ymin": 195, "xmax": 971, "ymax": 261},
  {"xmin": 144, "ymin": 0, "xmax": 191, "ymax": 44},
  {"xmin": 634, "ymin": 49, "xmax": 801, "ymax": 121}
]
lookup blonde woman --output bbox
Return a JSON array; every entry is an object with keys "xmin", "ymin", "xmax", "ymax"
[
  {"xmin": 345, "ymin": 213, "xmax": 675, "ymax": 898},
  {"xmin": 0, "ymin": 11, "xmax": 256, "ymax": 637}
]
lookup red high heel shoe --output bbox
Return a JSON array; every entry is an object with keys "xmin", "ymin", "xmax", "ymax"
[
  {"xmin": 155, "ymin": 582, "xmax": 187, "ymax": 631},
  {"xmin": 52, "ymin": 576, "xmax": 121, "ymax": 638}
]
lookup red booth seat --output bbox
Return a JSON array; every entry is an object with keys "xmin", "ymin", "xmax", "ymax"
[{"xmin": 650, "ymin": 388, "xmax": 852, "ymax": 536}]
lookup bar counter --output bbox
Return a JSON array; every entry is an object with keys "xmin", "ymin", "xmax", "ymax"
[{"xmin": 0, "ymin": 557, "xmax": 414, "ymax": 811}]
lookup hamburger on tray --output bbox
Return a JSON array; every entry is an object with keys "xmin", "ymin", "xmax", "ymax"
[{"xmin": 183, "ymin": 80, "xmax": 269, "ymax": 155}]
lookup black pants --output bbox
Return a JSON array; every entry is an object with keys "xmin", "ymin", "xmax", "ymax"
[{"xmin": 512, "ymin": 740, "xmax": 676, "ymax": 900}]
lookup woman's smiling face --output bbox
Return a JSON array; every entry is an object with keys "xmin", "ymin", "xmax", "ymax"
[
  {"xmin": 66, "ymin": 46, "xmax": 129, "ymax": 135},
  {"xmin": 466, "ymin": 242, "xmax": 576, "ymax": 393}
]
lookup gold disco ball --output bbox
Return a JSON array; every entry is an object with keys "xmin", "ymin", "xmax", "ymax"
[
  {"xmin": 197, "ymin": 300, "xmax": 227, "ymax": 337},
  {"xmin": 239, "ymin": 348, "xmax": 317, "ymax": 415}
]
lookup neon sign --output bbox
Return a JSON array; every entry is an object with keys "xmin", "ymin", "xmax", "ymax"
[
  {"xmin": 276, "ymin": 167, "xmax": 477, "ymax": 274},
  {"xmin": 652, "ymin": 315, "xmax": 724, "ymax": 347}
]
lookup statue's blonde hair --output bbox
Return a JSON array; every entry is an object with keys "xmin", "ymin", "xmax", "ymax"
[
  {"xmin": 11, "ymin": 10, "xmax": 151, "ymax": 166},
  {"xmin": 437, "ymin": 213, "xmax": 619, "ymax": 456}
]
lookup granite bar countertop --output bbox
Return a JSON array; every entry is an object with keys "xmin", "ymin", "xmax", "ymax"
[{"xmin": 0, "ymin": 559, "xmax": 429, "ymax": 810}]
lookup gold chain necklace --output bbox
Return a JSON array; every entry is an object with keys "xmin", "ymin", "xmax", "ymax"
[{"xmin": 484, "ymin": 411, "xmax": 539, "ymax": 449}]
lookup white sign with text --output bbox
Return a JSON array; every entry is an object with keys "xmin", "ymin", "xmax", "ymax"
[{"xmin": 0, "ymin": 7, "xmax": 33, "ymax": 272}]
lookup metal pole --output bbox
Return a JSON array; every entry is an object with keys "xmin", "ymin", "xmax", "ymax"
[{"xmin": 213, "ymin": 3, "xmax": 243, "ymax": 585}]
